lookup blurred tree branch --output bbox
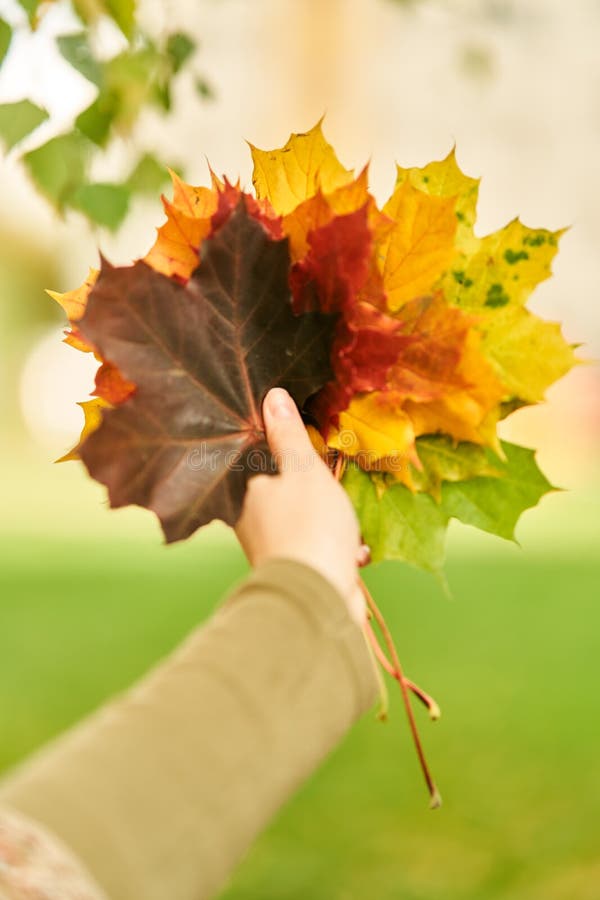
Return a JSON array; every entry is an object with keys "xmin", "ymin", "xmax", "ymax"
[{"xmin": 0, "ymin": 0, "xmax": 214, "ymax": 231}]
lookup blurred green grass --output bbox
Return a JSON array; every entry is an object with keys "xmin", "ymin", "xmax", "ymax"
[{"xmin": 1, "ymin": 532, "xmax": 599, "ymax": 900}]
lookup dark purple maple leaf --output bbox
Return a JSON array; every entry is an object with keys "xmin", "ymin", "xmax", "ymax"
[{"xmin": 78, "ymin": 201, "xmax": 335, "ymax": 541}]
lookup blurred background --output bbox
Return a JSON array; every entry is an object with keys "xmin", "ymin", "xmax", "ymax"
[{"xmin": 1, "ymin": 0, "xmax": 599, "ymax": 897}]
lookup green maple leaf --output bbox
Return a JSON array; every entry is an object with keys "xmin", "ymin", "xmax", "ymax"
[
  {"xmin": 440, "ymin": 441, "xmax": 555, "ymax": 541},
  {"xmin": 343, "ymin": 441, "xmax": 554, "ymax": 572},
  {"xmin": 342, "ymin": 464, "xmax": 448, "ymax": 573},
  {"xmin": 410, "ymin": 435, "xmax": 503, "ymax": 500}
]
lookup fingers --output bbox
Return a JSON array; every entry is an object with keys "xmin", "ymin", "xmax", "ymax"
[{"xmin": 262, "ymin": 388, "xmax": 321, "ymax": 475}]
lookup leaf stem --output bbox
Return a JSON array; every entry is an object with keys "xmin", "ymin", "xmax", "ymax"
[
  {"xmin": 362, "ymin": 625, "xmax": 390, "ymax": 722},
  {"xmin": 364, "ymin": 620, "xmax": 440, "ymax": 721},
  {"xmin": 360, "ymin": 579, "xmax": 442, "ymax": 809}
]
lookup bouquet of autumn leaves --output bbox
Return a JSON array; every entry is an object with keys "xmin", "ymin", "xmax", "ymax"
[
  {"xmin": 51, "ymin": 122, "xmax": 576, "ymax": 805},
  {"xmin": 52, "ymin": 121, "xmax": 576, "ymax": 574}
]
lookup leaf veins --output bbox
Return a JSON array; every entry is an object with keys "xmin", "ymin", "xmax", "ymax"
[{"xmin": 77, "ymin": 200, "xmax": 335, "ymax": 540}]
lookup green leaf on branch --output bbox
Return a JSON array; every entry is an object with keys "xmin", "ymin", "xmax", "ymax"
[
  {"xmin": 23, "ymin": 131, "xmax": 90, "ymax": 208},
  {"xmin": 76, "ymin": 92, "xmax": 120, "ymax": 146},
  {"xmin": 440, "ymin": 441, "xmax": 555, "ymax": 541},
  {"xmin": 17, "ymin": 0, "xmax": 43, "ymax": 26},
  {"xmin": 166, "ymin": 32, "xmax": 195, "ymax": 74},
  {"xmin": 0, "ymin": 18, "xmax": 12, "ymax": 65},
  {"xmin": 104, "ymin": 44, "xmax": 166, "ymax": 127},
  {"xmin": 152, "ymin": 79, "xmax": 171, "ymax": 112},
  {"xmin": 478, "ymin": 306, "xmax": 579, "ymax": 404},
  {"xmin": 103, "ymin": 0, "xmax": 136, "ymax": 39},
  {"xmin": 73, "ymin": 33, "xmax": 196, "ymax": 149},
  {"xmin": 71, "ymin": 182, "xmax": 130, "ymax": 230},
  {"xmin": 125, "ymin": 153, "xmax": 170, "ymax": 195},
  {"xmin": 57, "ymin": 32, "xmax": 103, "ymax": 86},
  {"xmin": 0, "ymin": 100, "xmax": 48, "ymax": 151}
]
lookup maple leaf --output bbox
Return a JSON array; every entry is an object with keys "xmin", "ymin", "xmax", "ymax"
[
  {"xmin": 441, "ymin": 220, "xmax": 564, "ymax": 311},
  {"xmin": 250, "ymin": 119, "xmax": 354, "ymax": 215},
  {"xmin": 282, "ymin": 169, "xmax": 368, "ymax": 261},
  {"xmin": 318, "ymin": 296, "xmax": 504, "ymax": 464},
  {"xmin": 144, "ymin": 172, "xmax": 282, "ymax": 281},
  {"xmin": 409, "ymin": 436, "xmax": 504, "ymax": 500},
  {"xmin": 394, "ymin": 150, "xmax": 564, "ymax": 315},
  {"xmin": 54, "ymin": 181, "xmax": 284, "ymax": 461},
  {"xmin": 342, "ymin": 461, "xmax": 448, "ymax": 573},
  {"xmin": 290, "ymin": 205, "xmax": 375, "ymax": 314},
  {"xmin": 393, "ymin": 148, "xmax": 480, "ymax": 246},
  {"xmin": 327, "ymin": 391, "xmax": 418, "ymax": 469},
  {"xmin": 76, "ymin": 201, "xmax": 335, "ymax": 541},
  {"xmin": 440, "ymin": 441, "xmax": 555, "ymax": 540},
  {"xmin": 171, "ymin": 167, "xmax": 225, "ymax": 212},
  {"xmin": 388, "ymin": 295, "xmax": 503, "ymax": 405},
  {"xmin": 343, "ymin": 441, "xmax": 554, "ymax": 571},
  {"xmin": 378, "ymin": 181, "xmax": 458, "ymax": 312},
  {"xmin": 388, "ymin": 150, "xmax": 576, "ymax": 414},
  {"xmin": 144, "ymin": 172, "xmax": 233, "ymax": 281},
  {"xmin": 281, "ymin": 166, "xmax": 391, "ymax": 264},
  {"xmin": 478, "ymin": 306, "xmax": 578, "ymax": 403},
  {"xmin": 290, "ymin": 205, "xmax": 407, "ymax": 439},
  {"xmin": 144, "ymin": 195, "xmax": 215, "ymax": 280},
  {"xmin": 393, "ymin": 299, "xmax": 504, "ymax": 453}
]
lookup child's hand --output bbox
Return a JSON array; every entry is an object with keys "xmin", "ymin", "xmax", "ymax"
[{"xmin": 235, "ymin": 388, "xmax": 366, "ymax": 625}]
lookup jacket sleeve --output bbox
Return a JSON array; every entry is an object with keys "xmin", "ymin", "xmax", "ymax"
[{"xmin": 0, "ymin": 558, "xmax": 378, "ymax": 900}]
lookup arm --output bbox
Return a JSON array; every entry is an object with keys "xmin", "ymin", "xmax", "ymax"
[{"xmin": 0, "ymin": 389, "xmax": 377, "ymax": 900}]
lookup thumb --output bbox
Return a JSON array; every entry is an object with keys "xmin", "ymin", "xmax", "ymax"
[{"xmin": 262, "ymin": 388, "xmax": 320, "ymax": 475}]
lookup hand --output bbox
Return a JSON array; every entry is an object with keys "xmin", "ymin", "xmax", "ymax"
[{"xmin": 235, "ymin": 388, "xmax": 366, "ymax": 625}]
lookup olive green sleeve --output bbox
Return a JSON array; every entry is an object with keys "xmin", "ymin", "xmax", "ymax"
[{"xmin": 0, "ymin": 558, "xmax": 378, "ymax": 900}]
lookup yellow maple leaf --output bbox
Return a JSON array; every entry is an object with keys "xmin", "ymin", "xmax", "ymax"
[
  {"xmin": 327, "ymin": 391, "xmax": 417, "ymax": 467},
  {"xmin": 394, "ymin": 147, "xmax": 480, "ymax": 247},
  {"xmin": 441, "ymin": 218, "xmax": 565, "ymax": 311},
  {"xmin": 379, "ymin": 181, "xmax": 457, "ymax": 312},
  {"xmin": 250, "ymin": 119, "xmax": 354, "ymax": 216},
  {"xmin": 405, "ymin": 395, "xmax": 501, "ymax": 452},
  {"xmin": 389, "ymin": 151, "xmax": 574, "ymax": 407},
  {"xmin": 478, "ymin": 305, "xmax": 579, "ymax": 403},
  {"xmin": 393, "ymin": 152, "xmax": 564, "ymax": 315}
]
